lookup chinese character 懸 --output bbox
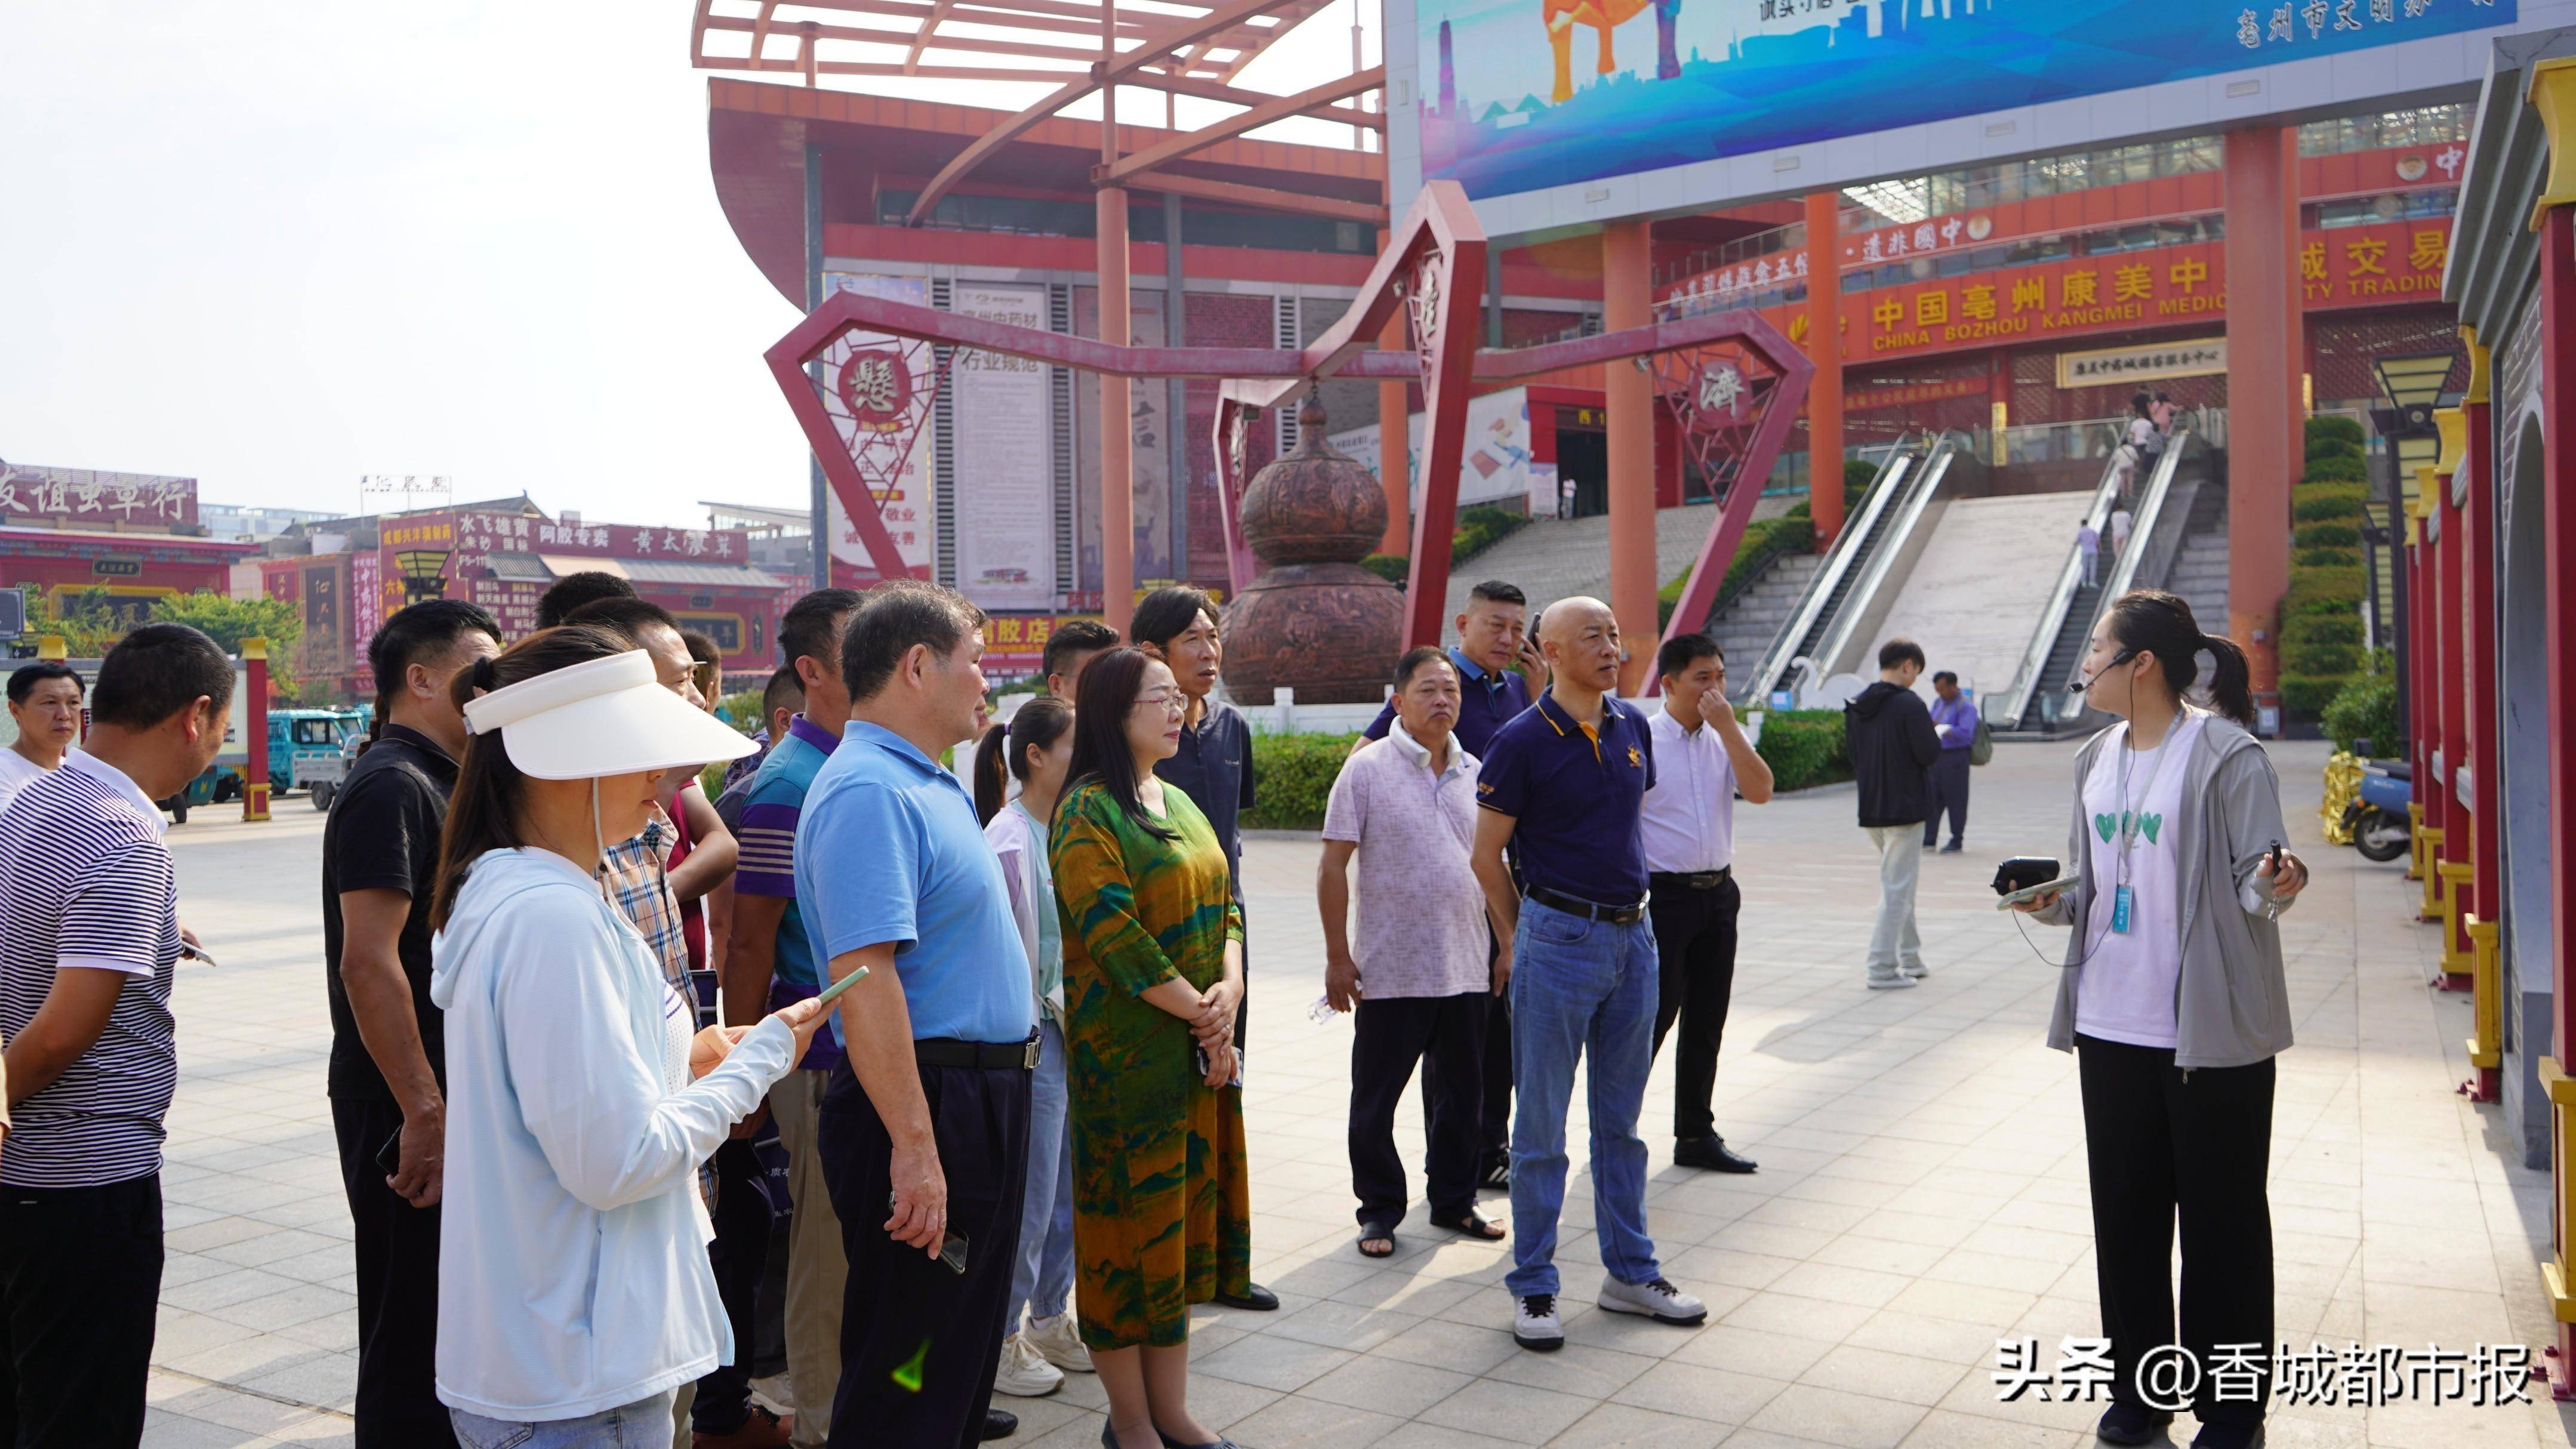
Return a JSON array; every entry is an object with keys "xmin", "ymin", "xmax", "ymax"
[
  {"xmin": 2112, "ymin": 264, "xmax": 2153, "ymax": 302},
  {"xmin": 2303, "ymin": 0, "xmax": 2327, "ymax": 35},
  {"xmin": 2346, "ymin": 236, "xmax": 2389, "ymax": 275},
  {"xmin": 1872, "ymin": 296, "xmax": 1905, "ymax": 330},
  {"xmin": 2063, "ymin": 272, "xmax": 2100, "ymax": 307},
  {"xmin": 846, "ymin": 356, "xmax": 901, "ymax": 414},
  {"xmin": 2409, "ymin": 228, "xmax": 2449, "ymax": 271},
  {"xmin": 2271, "ymin": 2, "xmax": 2294, "ymax": 37},
  {"xmin": 2170, "ymin": 257, "xmax": 2209, "ymax": 294},
  {"xmin": 2238, "ymin": 7, "xmax": 2263, "ymax": 43},
  {"xmin": 2301, "ymin": 241, "xmax": 2329, "ymax": 280},
  {"xmin": 1915, "ymin": 291, "xmax": 1949, "ymax": 326},
  {"xmin": 1961, "ymin": 284, "xmax": 1997, "ymax": 321}
]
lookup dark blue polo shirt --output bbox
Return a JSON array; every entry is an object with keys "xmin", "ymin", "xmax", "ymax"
[
  {"xmin": 1474, "ymin": 690, "xmax": 1656, "ymax": 907},
  {"xmin": 1363, "ymin": 646, "xmax": 1533, "ymax": 757}
]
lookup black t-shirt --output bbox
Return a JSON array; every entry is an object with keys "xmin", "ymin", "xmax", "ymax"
[{"xmin": 322, "ymin": 723, "xmax": 458, "ymax": 1102}]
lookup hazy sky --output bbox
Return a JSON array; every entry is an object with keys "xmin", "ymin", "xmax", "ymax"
[{"xmin": 0, "ymin": 2, "xmax": 1381, "ymax": 530}]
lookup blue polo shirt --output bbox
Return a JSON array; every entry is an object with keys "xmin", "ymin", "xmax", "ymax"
[
  {"xmin": 733, "ymin": 714, "xmax": 842, "ymax": 1069},
  {"xmin": 1364, "ymin": 646, "xmax": 1533, "ymax": 757},
  {"xmin": 796, "ymin": 721, "xmax": 1035, "ymax": 1046},
  {"xmin": 1474, "ymin": 690, "xmax": 1656, "ymax": 907}
]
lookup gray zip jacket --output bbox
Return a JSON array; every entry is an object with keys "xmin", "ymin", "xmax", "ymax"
[{"xmin": 2036, "ymin": 712, "xmax": 2294, "ymax": 1069}]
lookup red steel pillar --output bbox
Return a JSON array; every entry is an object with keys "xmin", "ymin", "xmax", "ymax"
[
  {"xmin": 2405, "ymin": 486, "xmax": 2436, "ymax": 893},
  {"xmin": 2223, "ymin": 126, "xmax": 2296, "ymax": 708},
  {"xmin": 1603, "ymin": 218, "xmax": 1657, "ymax": 693},
  {"xmin": 2432, "ymin": 414, "xmax": 2469, "ymax": 985},
  {"xmin": 2461, "ymin": 334, "xmax": 2503, "ymax": 1097},
  {"xmin": 1096, "ymin": 4, "xmax": 1135, "ymax": 636},
  {"xmin": 1378, "ymin": 307, "xmax": 1412, "ymax": 557},
  {"xmin": 2534, "ymin": 89, "xmax": 2576, "ymax": 1387},
  {"xmin": 241, "ymin": 636, "xmax": 272, "ymax": 823},
  {"xmin": 1803, "ymin": 190, "xmax": 1846, "ymax": 548}
]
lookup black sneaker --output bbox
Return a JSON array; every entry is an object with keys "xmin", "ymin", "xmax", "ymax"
[
  {"xmin": 2095, "ymin": 1401, "xmax": 2173, "ymax": 1445},
  {"xmin": 2188, "ymin": 1423, "xmax": 2263, "ymax": 1449}
]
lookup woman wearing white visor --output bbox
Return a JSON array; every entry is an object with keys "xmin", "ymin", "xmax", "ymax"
[{"xmin": 426, "ymin": 625, "xmax": 836, "ymax": 1448}]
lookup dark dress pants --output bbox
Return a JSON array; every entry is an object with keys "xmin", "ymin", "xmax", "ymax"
[
  {"xmin": 1646, "ymin": 874, "xmax": 1741, "ymax": 1143},
  {"xmin": 1349, "ymin": 991, "xmax": 1490, "ymax": 1226},
  {"xmin": 0, "ymin": 1173, "xmax": 162, "ymax": 1449},
  {"xmin": 1478, "ymin": 930, "xmax": 1512, "ymax": 1177},
  {"xmin": 821, "ymin": 1056, "xmax": 1031, "ymax": 1449},
  {"xmin": 695, "ymin": 1137, "xmax": 774, "ymax": 1435},
  {"xmin": 2076, "ymin": 1034, "xmax": 2275, "ymax": 1429},
  {"xmin": 1923, "ymin": 750, "xmax": 1971, "ymax": 846},
  {"xmin": 331, "ymin": 1094, "xmax": 457, "ymax": 1449}
]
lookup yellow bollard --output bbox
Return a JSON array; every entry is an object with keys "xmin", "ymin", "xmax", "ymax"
[
  {"xmin": 2467, "ymin": 917, "xmax": 2502, "ymax": 1069},
  {"xmin": 2407, "ymin": 803, "xmax": 2427, "ymax": 880},
  {"xmin": 2418, "ymin": 827, "xmax": 2446, "ymax": 920},
  {"xmin": 2439, "ymin": 862, "xmax": 2476, "ymax": 975}
]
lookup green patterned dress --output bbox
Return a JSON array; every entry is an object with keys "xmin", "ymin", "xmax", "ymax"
[{"xmin": 1049, "ymin": 779, "xmax": 1253, "ymax": 1351}]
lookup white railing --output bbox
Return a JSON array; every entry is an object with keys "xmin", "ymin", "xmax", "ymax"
[{"xmin": 1738, "ymin": 440, "xmax": 1918, "ymax": 702}]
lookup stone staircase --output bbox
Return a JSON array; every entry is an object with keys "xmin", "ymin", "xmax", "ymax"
[
  {"xmin": 1433, "ymin": 502, "xmax": 1730, "ymax": 642},
  {"xmin": 2163, "ymin": 482, "xmax": 2230, "ymax": 630},
  {"xmin": 1704, "ymin": 551, "xmax": 1823, "ymax": 670}
]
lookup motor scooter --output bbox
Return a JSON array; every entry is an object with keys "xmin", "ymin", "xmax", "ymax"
[{"xmin": 2340, "ymin": 737, "xmax": 2412, "ymax": 864}]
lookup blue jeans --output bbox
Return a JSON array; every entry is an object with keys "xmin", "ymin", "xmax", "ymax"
[
  {"xmin": 1505, "ymin": 899, "xmax": 1662, "ymax": 1298},
  {"xmin": 449, "ymin": 1389, "xmax": 679, "ymax": 1449},
  {"xmin": 1004, "ymin": 1018, "xmax": 1076, "ymax": 1331}
]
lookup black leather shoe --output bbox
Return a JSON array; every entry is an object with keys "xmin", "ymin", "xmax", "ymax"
[
  {"xmin": 981, "ymin": 1408, "xmax": 1016, "ymax": 1441},
  {"xmin": 2189, "ymin": 1423, "xmax": 2262, "ymax": 1449},
  {"xmin": 1213, "ymin": 1282, "xmax": 1279, "ymax": 1311},
  {"xmin": 1673, "ymin": 1136, "xmax": 1757, "ymax": 1173},
  {"xmin": 2094, "ymin": 1401, "xmax": 2173, "ymax": 1445}
]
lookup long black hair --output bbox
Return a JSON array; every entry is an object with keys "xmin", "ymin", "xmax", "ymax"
[
  {"xmin": 429, "ymin": 624, "xmax": 632, "ymax": 931},
  {"xmin": 1065, "ymin": 646, "xmax": 1176, "ymax": 841},
  {"xmin": 362, "ymin": 599, "xmax": 501, "ymax": 757},
  {"xmin": 2103, "ymin": 588, "xmax": 2254, "ymax": 728},
  {"xmin": 972, "ymin": 695, "xmax": 1075, "ymax": 827}
]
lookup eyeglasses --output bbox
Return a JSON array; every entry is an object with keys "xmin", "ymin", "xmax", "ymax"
[{"xmin": 1133, "ymin": 690, "xmax": 1187, "ymax": 715}]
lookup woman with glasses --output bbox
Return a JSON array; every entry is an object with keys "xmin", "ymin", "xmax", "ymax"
[{"xmin": 1050, "ymin": 648, "xmax": 1250, "ymax": 1449}]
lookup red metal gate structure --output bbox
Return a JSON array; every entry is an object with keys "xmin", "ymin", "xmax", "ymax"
[{"xmin": 765, "ymin": 181, "xmax": 1811, "ymax": 655}]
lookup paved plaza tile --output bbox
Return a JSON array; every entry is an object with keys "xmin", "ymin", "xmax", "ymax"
[{"xmin": 139, "ymin": 738, "xmax": 2576, "ymax": 1445}]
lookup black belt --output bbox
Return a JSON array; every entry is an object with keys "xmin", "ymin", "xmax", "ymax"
[
  {"xmin": 1649, "ymin": 868, "xmax": 1732, "ymax": 891},
  {"xmin": 914, "ymin": 1035, "xmax": 1041, "ymax": 1071},
  {"xmin": 1525, "ymin": 885, "xmax": 1648, "ymax": 924}
]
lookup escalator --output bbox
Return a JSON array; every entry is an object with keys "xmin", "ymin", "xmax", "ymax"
[
  {"xmin": 1799, "ymin": 432, "xmax": 1973, "ymax": 684},
  {"xmin": 1741, "ymin": 440, "xmax": 1923, "ymax": 702}
]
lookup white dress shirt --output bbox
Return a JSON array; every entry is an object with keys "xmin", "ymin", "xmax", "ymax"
[{"xmin": 1639, "ymin": 707, "xmax": 1738, "ymax": 875}]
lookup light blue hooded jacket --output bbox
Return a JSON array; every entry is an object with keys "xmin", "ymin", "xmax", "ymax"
[{"xmin": 429, "ymin": 847, "xmax": 796, "ymax": 1422}]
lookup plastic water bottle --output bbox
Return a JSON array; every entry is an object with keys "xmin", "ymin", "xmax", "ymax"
[{"xmin": 1308, "ymin": 995, "xmax": 1344, "ymax": 1026}]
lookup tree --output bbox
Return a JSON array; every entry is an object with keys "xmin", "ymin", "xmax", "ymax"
[{"xmin": 27, "ymin": 586, "xmax": 301, "ymax": 660}]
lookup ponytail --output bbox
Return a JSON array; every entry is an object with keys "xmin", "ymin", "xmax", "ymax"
[
  {"xmin": 2197, "ymin": 631, "xmax": 2255, "ymax": 729},
  {"xmin": 972, "ymin": 723, "xmax": 1011, "ymax": 827}
]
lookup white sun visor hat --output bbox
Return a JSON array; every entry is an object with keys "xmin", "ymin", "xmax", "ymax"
[{"xmin": 461, "ymin": 649, "xmax": 756, "ymax": 781}]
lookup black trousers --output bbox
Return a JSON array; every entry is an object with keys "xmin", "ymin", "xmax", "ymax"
[
  {"xmin": 1647, "ymin": 874, "xmax": 1742, "ymax": 1143},
  {"xmin": 330, "ymin": 1095, "xmax": 455, "ymax": 1449},
  {"xmin": 1923, "ymin": 750, "xmax": 1971, "ymax": 846},
  {"xmin": 0, "ymin": 1173, "xmax": 162, "ymax": 1449},
  {"xmin": 1349, "ymin": 991, "xmax": 1489, "ymax": 1226},
  {"xmin": 2076, "ymin": 1034, "xmax": 2275, "ymax": 1428},
  {"xmin": 820, "ymin": 1056, "xmax": 1031, "ymax": 1449},
  {"xmin": 695, "ymin": 1137, "xmax": 774, "ymax": 1434},
  {"xmin": 1478, "ymin": 927, "xmax": 1512, "ymax": 1174}
]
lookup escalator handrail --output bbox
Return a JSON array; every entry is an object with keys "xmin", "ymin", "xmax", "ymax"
[
  {"xmin": 2041, "ymin": 429, "xmax": 2195, "ymax": 726},
  {"xmin": 1807, "ymin": 430, "xmax": 1968, "ymax": 685},
  {"xmin": 1992, "ymin": 443, "xmax": 2135, "ymax": 729},
  {"xmin": 1742, "ymin": 438, "xmax": 1918, "ymax": 701}
]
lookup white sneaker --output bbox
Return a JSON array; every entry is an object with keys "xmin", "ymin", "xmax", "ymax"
[
  {"xmin": 1865, "ymin": 970, "xmax": 1919, "ymax": 989},
  {"xmin": 1899, "ymin": 959, "xmax": 1930, "ymax": 979},
  {"xmin": 993, "ymin": 1332, "xmax": 1065, "ymax": 1398},
  {"xmin": 1597, "ymin": 1275, "xmax": 1708, "ymax": 1325},
  {"xmin": 1024, "ymin": 1312, "xmax": 1095, "ymax": 1374},
  {"xmin": 1512, "ymin": 1293, "xmax": 1565, "ymax": 1351}
]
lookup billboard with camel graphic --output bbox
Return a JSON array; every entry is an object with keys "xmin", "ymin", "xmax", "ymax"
[{"xmin": 1391, "ymin": 0, "xmax": 2553, "ymax": 233}]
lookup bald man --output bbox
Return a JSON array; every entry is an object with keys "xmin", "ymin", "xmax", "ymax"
[{"xmin": 1469, "ymin": 598, "xmax": 1707, "ymax": 1352}]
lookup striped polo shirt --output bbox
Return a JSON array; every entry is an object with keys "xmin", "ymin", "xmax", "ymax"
[{"xmin": 0, "ymin": 751, "xmax": 180, "ymax": 1188}]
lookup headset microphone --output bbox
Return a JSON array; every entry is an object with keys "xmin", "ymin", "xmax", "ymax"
[{"xmin": 2066, "ymin": 647, "xmax": 2138, "ymax": 694}]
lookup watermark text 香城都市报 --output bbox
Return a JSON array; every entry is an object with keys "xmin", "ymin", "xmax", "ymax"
[{"xmin": 1993, "ymin": 1337, "xmax": 2536, "ymax": 1411}]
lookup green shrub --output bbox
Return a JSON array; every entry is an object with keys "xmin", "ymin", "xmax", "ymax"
[
  {"xmin": 2300, "ymin": 454, "xmax": 2368, "ymax": 486},
  {"xmin": 1359, "ymin": 553, "xmax": 1407, "ymax": 584},
  {"xmin": 2291, "ymin": 640, "xmax": 2363, "ymax": 675},
  {"xmin": 2283, "ymin": 565, "xmax": 2365, "ymax": 615},
  {"xmin": 1241, "ymin": 732, "xmax": 1364, "ymax": 830},
  {"xmin": 1786, "ymin": 500, "xmax": 1810, "ymax": 518},
  {"xmin": 2278, "ymin": 674, "xmax": 2346, "ymax": 717},
  {"xmin": 2294, "ymin": 547, "xmax": 2360, "ymax": 569},
  {"xmin": 2321, "ymin": 667, "xmax": 2399, "ymax": 754},
  {"xmin": 2306, "ymin": 415, "xmax": 2366, "ymax": 451},
  {"xmin": 1452, "ymin": 505, "xmax": 1526, "ymax": 563},
  {"xmin": 2294, "ymin": 521, "xmax": 2360, "ymax": 550},
  {"xmin": 2294, "ymin": 488, "xmax": 2369, "ymax": 523},
  {"xmin": 1659, "ymin": 514, "xmax": 1816, "ymax": 630},
  {"xmin": 2285, "ymin": 613, "xmax": 2363, "ymax": 648},
  {"xmin": 1752, "ymin": 708, "xmax": 1851, "ymax": 793}
]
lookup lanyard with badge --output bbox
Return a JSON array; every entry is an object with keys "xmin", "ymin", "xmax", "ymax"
[{"xmin": 2110, "ymin": 720, "xmax": 2181, "ymax": 935}]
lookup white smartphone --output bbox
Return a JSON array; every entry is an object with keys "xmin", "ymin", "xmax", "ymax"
[{"xmin": 1994, "ymin": 875, "xmax": 2081, "ymax": 911}]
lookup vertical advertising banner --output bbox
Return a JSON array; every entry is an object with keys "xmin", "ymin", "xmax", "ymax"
[
  {"xmin": 948, "ymin": 282, "xmax": 1055, "ymax": 611},
  {"xmin": 349, "ymin": 549, "xmax": 381, "ymax": 664},
  {"xmin": 1073, "ymin": 288, "xmax": 1171, "ymax": 591},
  {"xmin": 821, "ymin": 274, "xmax": 937, "ymax": 580}
]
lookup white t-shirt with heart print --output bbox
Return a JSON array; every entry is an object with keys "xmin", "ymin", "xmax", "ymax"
[{"xmin": 2075, "ymin": 711, "xmax": 2206, "ymax": 1049}]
